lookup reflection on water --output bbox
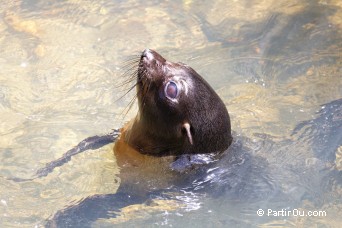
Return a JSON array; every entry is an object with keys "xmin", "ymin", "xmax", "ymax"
[{"xmin": 0, "ymin": 0, "xmax": 341, "ymax": 227}]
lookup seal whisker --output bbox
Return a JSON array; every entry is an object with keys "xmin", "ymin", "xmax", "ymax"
[
  {"xmin": 122, "ymin": 61, "xmax": 138, "ymax": 70},
  {"xmin": 123, "ymin": 68, "xmax": 138, "ymax": 80},
  {"xmin": 115, "ymin": 81, "xmax": 138, "ymax": 102},
  {"xmin": 120, "ymin": 93, "xmax": 138, "ymax": 118},
  {"xmin": 120, "ymin": 56, "xmax": 140, "ymax": 71},
  {"xmin": 122, "ymin": 58, "xmax": 140, "ymax": 68},
  {"xmin": 121, "ymin": 63, "xmax": 139, "ymax": 76},
  {"xmin": 121, "ymin": 57, "xmax": 139, "ymax": 64},
  {"xmin": 114, "ymin": 69, "xmax": 138, "ymax": 89},
  {"xmin": 121, "ymin": 61, "xmax": 139, "ymax": 71}
]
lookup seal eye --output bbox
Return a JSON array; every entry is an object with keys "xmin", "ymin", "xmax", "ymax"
[{"xmin": 165, "ymin": 81, "xmax": 178, "ymax": 99}]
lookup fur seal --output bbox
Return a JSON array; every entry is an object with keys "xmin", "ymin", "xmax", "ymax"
[
  {"xmin": 118, "ymin": 49, "xmax": 233, "ymax": 157},
  {"xmin": 9, "ymin": 49, "xmax": 232, "ymax": 181},
  {"xmin": 113, "ymin": 49, "xmax": 233, "ymax": 191}
]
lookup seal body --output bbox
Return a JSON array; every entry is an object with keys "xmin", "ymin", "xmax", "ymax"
[{"xmin": 122, "ymin": 49, "xmax": 232, "ymax": 156}]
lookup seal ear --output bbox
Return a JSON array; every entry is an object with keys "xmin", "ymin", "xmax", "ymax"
[{"xmin": 182, "ymin": 122, "xmax": 193, "ymax": 145}]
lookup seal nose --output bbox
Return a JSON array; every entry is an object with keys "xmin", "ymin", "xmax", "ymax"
[
  {"xmin": 141, "ymin": 49, "xmax": 166, "ymax": 63},
  {"xmin": 142, "ymin": 49, "xmax": 154, "ymax": 61}
]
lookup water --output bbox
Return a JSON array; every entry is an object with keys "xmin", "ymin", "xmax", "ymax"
[{"xmin": 0, "ymin": 0, "xmax": 341, "ymax": 227}]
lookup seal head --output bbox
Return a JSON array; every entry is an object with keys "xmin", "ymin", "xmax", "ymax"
[{"xmin": 124, "ymin": 49, "xmax": 232, "ymax": 156}]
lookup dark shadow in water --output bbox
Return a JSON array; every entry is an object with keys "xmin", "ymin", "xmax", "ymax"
[
  {"xmin": 292, "ymin": 99, "xmax": 342, "ymax": 162},
  {"xmin": 8, "ymin": 130, "xmax": 120, "ymax": 182},
  {"xmin": 46, "ymin": 192, "xmax": 146, "ymax": 228},
  {"xmin": 292, "ymin": 98, "xmax": 342, "ymax": 198},
  {"xmin": 199, "ymin": 1, "xmax": 341, "ymax": 82}
]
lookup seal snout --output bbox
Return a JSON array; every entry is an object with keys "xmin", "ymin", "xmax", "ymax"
[
  {"xmin": 141, "ymin": 49, "xmax": 154, "ymax": 61},
  {"xmin": 141, "ymin": 49, "xmax": 166, "ymax": 64}
]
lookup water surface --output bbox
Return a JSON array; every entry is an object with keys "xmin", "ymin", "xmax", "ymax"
[{"xmin": 0, "ymin": 0, "xmax": 341, "ymax": 227}]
